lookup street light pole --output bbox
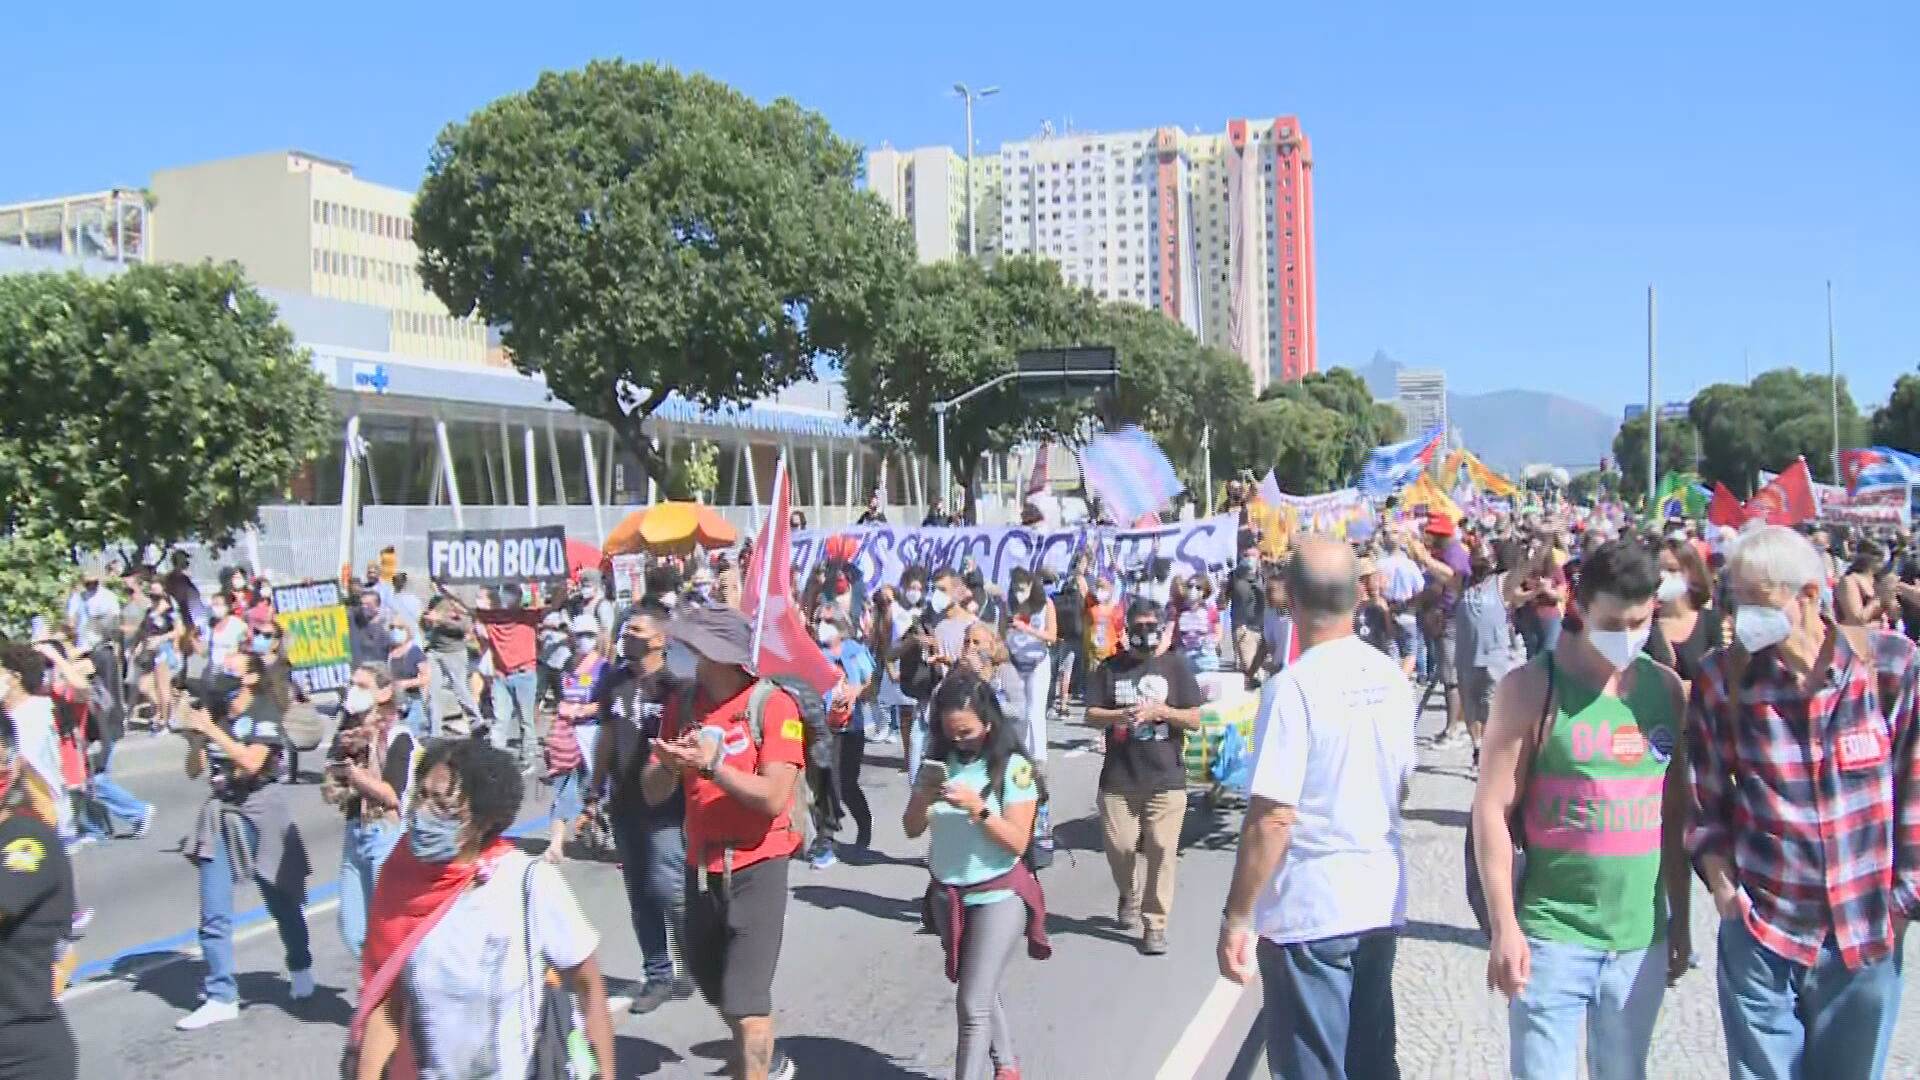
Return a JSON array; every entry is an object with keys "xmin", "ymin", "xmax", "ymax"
[
  {"xmin": 1828, "ymin": 279, "xmax": 1840, "ymax": 483},
  {"xmin": 1647, "ymin": 286, "xmax": 1657, "ymax": 509},
  {"xmin": 954, "ymin": 82, "xmax": 999, "ymax": 260},
  {"xmin": 934, "ymin": 366, "xmax": 1118, "ymax": 522}
]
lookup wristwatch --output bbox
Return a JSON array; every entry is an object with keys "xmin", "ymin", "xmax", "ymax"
[{"xmin": 974, "ymin": 805, "xmax": 993, "ymax": 824}]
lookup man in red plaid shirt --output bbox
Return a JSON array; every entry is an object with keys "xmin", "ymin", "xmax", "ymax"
[{"xmin": 1687, "ymin": 525, "xmax": 1919, "ymax": 1080}]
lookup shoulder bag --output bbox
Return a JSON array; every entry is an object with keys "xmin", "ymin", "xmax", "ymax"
[{"xmin": 1464, "ymin": 654, "xmax": 1557, "ymax": 938}]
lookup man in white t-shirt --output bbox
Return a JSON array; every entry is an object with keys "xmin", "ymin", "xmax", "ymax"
[{"xmin": 1216, "ymin": 536, "xmax": 1415, "ymax": 1080}]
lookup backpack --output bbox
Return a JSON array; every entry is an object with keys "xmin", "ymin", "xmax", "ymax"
[
  {"xmin": 724, "ymin": 677, "xmax": 837, "ymax": 854},
  {"xmin": 896, "ymin": 614, "xmax": 938, "ymax": 701}
]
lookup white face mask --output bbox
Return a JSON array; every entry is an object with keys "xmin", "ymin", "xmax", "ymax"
[
  {"xmin": 1656, "ymin": 573, "xmax": 1687, "ymax": 603},
  {"xmin": 928, "ymin": 588, "xmax": 952, "ymax": 615},
  {"xmin": 1735, "ymin": 604, "xmax": 1794, "ymax": 653},
  {"xmin": 1096, "ymin": 586, "xmax": 1114, "ymax": 604},
  {"xmin": 1013, "ymin": 587, "xmax": 1031, "ymax": 604},
  {"xmin": 815, "ymin": 623, "xmax": 840, "ymax": 647},
  {"xmin": 1586, "ymin": 624, "xmax": 1651, "ymax": 672},
  {"xmin": 902, "ymin": 587, "xmax": 924, "ymax": 607},
  {"xmin": 344, "ymin": 686, "xmax": 377, "ymax": 716}
]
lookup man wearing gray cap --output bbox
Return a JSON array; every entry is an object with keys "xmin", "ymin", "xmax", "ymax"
[{"xmin": 642, "ymin": 604, "xmax": 804, "ymax": 1080}]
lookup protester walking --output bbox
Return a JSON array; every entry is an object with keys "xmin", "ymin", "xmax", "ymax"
[
  {"xmin": 1085, "ymin": 599, "xmax": 1204, "ymax": 955},
  {"xmin": 643, "ymin": 605, "xmax": 805, "ymax": 1080},
  {"xmin": 347, "ymin": 740, "xmax": 614, "ymax": 1080},
  {"xmin": 322, "ymin": 665, "xmax": 417, "ymax": 960},
  {"xmin": 1407, "ymin": 515, "xmax": 1471, "ymax": 743},
  {"xmin": 1473, "ymin": 538, "xmax": 1691, "ymax": 1080},
  {"xmin": 1218, "ymin": 538, "xmax": 1415, "ymax": 1080},
  {"xmin": 175, "ymin": 651, "xmax": 312, "ymax": 1030},
  {"xmin": 1688, "ymin": 525, "xmax": 1918, "ymax": 1080},
  {"xmin": 543, "ymin": 613, "xmax": 608, "ymax": 863},
  {"xmin": 590, "ymin": 604, "xmax": 689, "ymax": 1015},
  {"xmin": 1003, "ymin": 567, "xmax": 1057, "ymax": 771},
  {"xmin": 904, "ymin": 674, "xmax": 1049, "ymax": 1080},
  {"xmin": 0, "ymin": 706, "xmax": 78, "ymax": 1080},
  {"xmin": 474, "ymin": 584, "xmax": 546, "ymax": 775},
  {"xmin": 810, "ymin": 605, "xmax": 874, "ymax": 867}
]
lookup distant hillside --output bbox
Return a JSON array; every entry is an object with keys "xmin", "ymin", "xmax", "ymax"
[{"xmin": 1340, "ymin": 350, "xmax": 1614, "ymax": 474}]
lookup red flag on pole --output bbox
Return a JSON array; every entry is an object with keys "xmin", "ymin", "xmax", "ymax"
[
  {"xmin": 1707, "ymin": 482, "xmax": 1750, "ymax": 528},
  {"xmin": 1744, "ymin": 458, "xmax": 1818, "ymax": 526},
  {"xmin": 743, "ymin": 455, "xmax": 841, "ymax": 697},
  {"xmin": 1025, "ymin": 443, "xmax": 1051, "ymax": 497}
]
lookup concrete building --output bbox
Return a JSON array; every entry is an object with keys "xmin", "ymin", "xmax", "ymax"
[
  {"xmin": 144, "ymin": 150, "xmax": 487, "ymax": 365},
  {"xmin": 1394, "ymin": 368, "xmax": 1448, "ymax": 441},
  {"xmin": 0, "ymin": 189, "xmax": 150, "ymax": 264},
  {"xmin": 868, "ymin": 115, "xmax": 1317, "ymax": 394}
]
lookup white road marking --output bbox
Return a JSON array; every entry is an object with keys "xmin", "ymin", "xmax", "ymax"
[
  {"xmin": 1156, "ymin": 976, "xmax": 1249, "ymax": 1080},
  {"xmin": 62, "ymin": 897, "xmax": 344, "ymax": 1005}
]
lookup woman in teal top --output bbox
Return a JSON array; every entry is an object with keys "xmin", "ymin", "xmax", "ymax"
[{"xmin": 904, "ymin": 675, "xmax": 1044, "ymax": 1080}]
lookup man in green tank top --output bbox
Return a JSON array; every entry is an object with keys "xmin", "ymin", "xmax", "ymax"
[{"xmin": 1470, "ymin": 538, "xmax": 1692, "ymax": 1080}]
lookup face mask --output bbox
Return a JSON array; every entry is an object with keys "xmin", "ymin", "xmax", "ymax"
[
  {"xmin": 1734, "ymin": 604, "xmax": 1794, "ymax": 654},
  {"xmin": 389, "ymin": 627, "xmax": 409, "ymax": 646},
  {"xmin": 210, "ymin": 604, "xmax": 229, "ymax": 620},
  {"xmin": 902, "ymin": 587, "xmax": 924, "ymax": 607},
  {"xmin": 619, "ymin": 635, "xmax": 655, "ymax": 662},
  {"xmin": 251, "ymin": 633, "xmax": 274, "ymax": 654},
  {"xmin": 574, "ymin": 634, "xmax": 597, "ymax": 651},
  {"xmin": 1656, "ymin": 573, "xmax": 1687, "ymax": 603},
  {"xmin": 815, "ymin": 623, "xmax": 841, "ymax": 647},
  {"xmin": 1586, "ymin": 624, "xmax": 1650, "ymax": 672},
  {"xmin": 1129, "ymin": 626, "xmax": 1159, "ymax": 655},
  {"xmin": 929, "ymin": 588, "xmax": 952, "ymax": 615},
  {"xmin": 344, "ymin": 686, "xmax": 377, "ymax": 716},
  {"xmin": 407, "ymin": 809, "xmax": 464, "ymax": 863},
  {"xmin": 1013, "ymin": 587, "xmax": 1031, "ymax": 604},
  {"xmin": 951, "ymin": 733, "xmax": 985, "ymax": 761},
  {"xmin": 1096, "ymin": 587, "xmax": 1114, "ymax": 604},
  {"xmin": 207, "ymin": 669, "xmax": 244, "ymax": 709},
  {"xmin": 1240, "ymin": 557, "xmax": 1257, "ymax": 573}
]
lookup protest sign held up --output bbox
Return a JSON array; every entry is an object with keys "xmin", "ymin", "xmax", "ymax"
[
  {"xmin": 427, "ymin": 525, "xmax": 569, "ymax": 588},
  {"xmin": 271, "ymin": 580, "xmax": 353, "ymax": 696}
]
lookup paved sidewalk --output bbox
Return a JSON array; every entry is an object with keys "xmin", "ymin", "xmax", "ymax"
[{"xmin": 1384, "ymin": 733, "xmax": 1920, "ymax": 1079}]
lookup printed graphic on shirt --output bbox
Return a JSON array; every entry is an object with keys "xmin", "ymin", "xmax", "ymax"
[
  {"xmin": 1108, "ymin": 671, "xmax": 1172, "ymax": 744},
  {"xmin": 1009, "ymin": 759, "xmax": 1034, "ymax": 792},
  {"xmin": 2, "ymin": 837, "xmax": 43, "ymax": 874}
]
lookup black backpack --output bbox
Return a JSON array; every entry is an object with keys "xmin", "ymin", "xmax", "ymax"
[{"xmin": 896, "ymin": 612, "xmax": 938, "ymax": 701}]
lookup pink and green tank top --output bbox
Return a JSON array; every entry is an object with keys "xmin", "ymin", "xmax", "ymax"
[{"xmin": 1518, "ymin": 654, "xmax": 1678, "ymax": 952}]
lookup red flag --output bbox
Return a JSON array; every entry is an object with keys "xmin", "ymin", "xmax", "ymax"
[
  {"xmin": 1026, "ymin": 443, "xmax": 1051, "ymax": 497},
  {"xmin": 1744, "ymin": 458, "xmax": 1817, "ymax": 526},
  {"xmin": 742, "ymin": 456, "xmax": 841, "ymax": 697},
  {"xmin": 1708, "ymin": 482, "xmax": 1750, "ymax": 528},
  {"xmin": 1839, "ymin": 449, "xmax": 1873, "ymax": 497}
]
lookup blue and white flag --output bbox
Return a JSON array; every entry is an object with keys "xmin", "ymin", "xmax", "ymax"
[
  {"xmin": 1080, "ymin": 426, "xmax": 1184, "ymax": 526},
  {"xmin": 1359, "ymin": 427, "xmax": 1445, "ymax": 498}
]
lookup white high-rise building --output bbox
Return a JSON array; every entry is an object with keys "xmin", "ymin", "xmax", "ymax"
[{"xmin": 869, "ymin": 115, "xmax": 1317, "ymax": 395}]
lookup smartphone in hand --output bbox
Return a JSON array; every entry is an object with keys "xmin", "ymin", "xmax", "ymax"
[{"xmin": 917, "ymin": 760, "xmax": 950, "ymax": 789}]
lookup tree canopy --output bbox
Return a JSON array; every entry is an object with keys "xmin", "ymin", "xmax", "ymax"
[
  {"xmin": 0, "ymin": 264, "xmax": 331, "ymax": 555},
  {"xmin": 1871, "ymin": 373, "xmax": 1920, "ymax": 452},
  {"xmin": 1689, "ymin": 369, "xmax": 1863, "ymax": 494},
  {"xmin": 413, "ymin": 61, "xmax": 913, "ymax": 482},
  {"xmin": 1256, "ymin": 369, "xmax": 1404, "ymax": 487},
  {"xmin": 1610, "ymin": 413, "xmax": 1697, "ymax": 502}
]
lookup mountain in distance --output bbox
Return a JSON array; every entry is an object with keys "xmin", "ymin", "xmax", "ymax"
[{"xmin": 1338, "ymin": 350, "xmax": 1615, "ymax": 475}]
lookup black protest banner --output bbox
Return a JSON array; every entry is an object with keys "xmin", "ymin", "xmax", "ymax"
[{"xmin": 427, "ymin": 526, "xmax": 569, "ymax": 588}]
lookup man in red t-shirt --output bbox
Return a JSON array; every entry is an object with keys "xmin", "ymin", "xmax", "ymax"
[
  {"xmin": 471, "ymin": 584, "xmax": 547, "ymax": 776},
  {"xmin": 642, "ymin": 605, "xmax": 803, "ymax": 1080}
]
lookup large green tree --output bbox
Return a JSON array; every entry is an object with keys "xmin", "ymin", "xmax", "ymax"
[
  {"xmin": 1610, "ymin": 413, "xmax": 1698, "ymax": 502},
  {"xmin": 1691, "ymin": 369, "xmax": 1864, "ymax": 494},
  {"xmin": 0, "ymin": 264, "xmax": 331, "ymax": 555},
  {"xmin": 842, "ymin": 256, "xmax": 1100, "ymax": 514},
  {"xmin": 1094, "ymin": 303, "xmax": 1252, "ymax": 483},
  {"xmin": 1232, "ymin": 395, "xmax": 1349, "ymax": 495},
  {"xmin": 1872, "ymin": 373, "xmax": 1920, "ymax": 452},
  {"xmin": 413, "ymin": 61, "xmax": 912, "ymax": 484},
  {"xmin": 1259, "ymin": 369, "xmax": 1404, "ymax": 486}
]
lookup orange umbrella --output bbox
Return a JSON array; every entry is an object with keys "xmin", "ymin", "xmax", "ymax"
[{"xmin": 604, "ymin": 502, "xmax": 739, "ymax": 555}]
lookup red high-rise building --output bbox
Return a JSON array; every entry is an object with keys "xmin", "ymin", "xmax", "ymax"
[{"xmin": 1270, "ymin": 116, "xmax": 1315, "ymax": 381}]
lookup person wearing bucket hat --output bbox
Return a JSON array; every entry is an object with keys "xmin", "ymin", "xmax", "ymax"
[
  {"xmin": 1404, "ymin": 512, "xmax": 1473, "ymax": 745},
  {"xmin": 640, "ymin": 604, "xmax": 804, "ymax": 1080}
]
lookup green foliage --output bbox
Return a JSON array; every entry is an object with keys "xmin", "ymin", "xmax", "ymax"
[
  {"xmin": 667, "ymin": 441, "xmax": 720, "ymax": 502},
  {"xmin": 1256, "ymin": 369, "xmax": 1404, "ymax": 487},
  {"xmin": 842, "ymin": 256, "xmax": 1102, "ymax": 511},
  {"xmin": 1232, "ymin": 394, "xmax": 1350, "ymax": 495},
  {"xmin": 1095, "ymin": 303, "xmax": 1252, "ymax": 479},
  {"xmin": 0, "ymin": 264, "xmax": 331, "ymax": 553},
  {"xmin": 1566, "ymin": 468, "xmax": 1617, "ymax": 506},
  {"xmin": 1690, "ymin": 369, "xmax": 1863, "ymax": 494},
  {"xmin": 1871, "ymin": 373, "xmax": 1920, "ymax": 452},
  {"xmin": 1610, "ymin": 414, "xmax": 1697, "ymax": 502},
  {"xmin": 0, "ymin": 521, "xmax": 79, "ymax": 639},
  {"xmin": 413, "ymin": 61, "xmax": 912, "ymax": 482}
]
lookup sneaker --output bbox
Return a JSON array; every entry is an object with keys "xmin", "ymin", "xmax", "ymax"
[
  {"xmin": 131, "ymin": 806, "xmax": 156, "ymax": 839},
  {"xmin": 1140, "ymin": 928, "xmax": 1169, "ymax": 956},
  {"xmin": 628, "ymin": 981, "xmax": 674, "ymax": 1015},
  {"xmin": 289, "ymin": 968, "xmax": 316, "ymax": 1000},
  {"xmin": 995, "ymin": 1066, "xmax": 1023, "ymax": 1080},
  {"xmin": 604, "ymin": 993, "xmax": 634, "ymax": 1014},
  {"xmin": 176, "ymin": 999, "xmax": 240, "ymax": 1030},
  {"xmin": 63, "ymin": 836, "xmax": 96, "ymax": 856},
  {"xmin": 808, "ymin": 844, "xmax": 838, "ymax": 870},
  {"xmin": 768, "ymin": 1049, "xmax": 797, "ymax": 1080},
  {"xmin": 69, "ymin": 907, "xmax": 94, "ymax": 939},
  {"xmin": 1116, "ymin": 899, "xmax": 1141, "ymax": 933}
]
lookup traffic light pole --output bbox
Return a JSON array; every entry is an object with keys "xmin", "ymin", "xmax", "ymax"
[{"xmin": 932, "ymin": 367, "xmax": 1118, "ymax": 518}]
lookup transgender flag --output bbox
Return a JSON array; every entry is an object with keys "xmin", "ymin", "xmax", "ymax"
[
  {"xmin": 1360, "ymin": 427, "xmax": 1445, "ymax": 499},
  {"xmin": 1080, "ymin": 426, "xmax": 1184, "ymax": 526}
]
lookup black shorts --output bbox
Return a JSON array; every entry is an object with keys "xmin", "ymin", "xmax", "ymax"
[
  {"xmin": 684, "ymin": 856, "xmax": 789, "ymax": 1018},
  {"xmin": 0, "ymin": 1015, "xmax": 76, "ymax": 1080}
]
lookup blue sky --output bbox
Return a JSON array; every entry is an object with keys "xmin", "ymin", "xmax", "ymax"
[{"xmin": 5, "ymin": 2, "xmax": 1914, "ymax": 416}]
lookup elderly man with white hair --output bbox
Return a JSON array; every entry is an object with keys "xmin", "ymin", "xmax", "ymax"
[{"xmin": 1687, "ymin": 524, "xmax": 1920, "ymax": 1080}]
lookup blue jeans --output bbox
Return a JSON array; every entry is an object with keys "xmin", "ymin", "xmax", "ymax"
[
  {"xmin": 906, "ymin": 702, "xmax": 930, "ymax": 785},
  {"xmin": 196, "ymin": 817, "xmax": 311, "ymax": 1003},
  {"xmin": 612, "ymin": 809, "xmax": 687, "ymax": 986},
  {"xmin": 81, "ymin": 743, "xmax": 147, "ymax": 840},
  {"xmin": 1716, "ymin": 914, "xmax": 1903, "ymax": 1080},
  {"xmin": 336, "ymin": 819, "xmax": 402, "ymax": 959},
  {"xmin": 1509, "ymin": 936, "xmax": 1664, "ymax": 1080},
  {"xmin": 490, "ymin": 669, "xmax": 541, "ymax": 768},
  {"xmin": 1257, "ymin": 930, "xmax": 1400, "ymax": 1080},
  {"xmin": 401, "ymin": 697, "xmax": 428, "ymax": 741}
]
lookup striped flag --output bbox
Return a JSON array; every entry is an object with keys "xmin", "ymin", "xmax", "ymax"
[
  {"xmin": 1080, "ymin": 426, "xmax": 1184, "ymax": 527},
  {"xmin": 1839, "ymin": 447, "xmax": 1920, "ymax": 496},
  {"xmin": 1360, "ymin": 427, "xmax": 1445, "ymax": 498}
]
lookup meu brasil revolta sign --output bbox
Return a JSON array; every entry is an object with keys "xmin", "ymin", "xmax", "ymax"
[{"xmin": 271, "ymin": 580, "xmax": 352, "ymax": 696}]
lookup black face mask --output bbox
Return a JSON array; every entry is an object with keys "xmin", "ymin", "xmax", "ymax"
[
  {"xmin": 619, "ymin": 635, "xmax": 657, "ymax": 662},
  {"xmin": 1129, "ymin": 625, "xmax": 1160, "ymax": 655},
  {"xmin": 208, "ymin": 670, "xmax": 244, "ymax": 709}
]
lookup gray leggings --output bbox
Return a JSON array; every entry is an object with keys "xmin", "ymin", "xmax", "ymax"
[{"xmin": 955, "ymin": 895, "xmax": 1026, "ymax": 1080}]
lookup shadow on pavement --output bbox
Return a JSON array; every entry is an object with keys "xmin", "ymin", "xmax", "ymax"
[
  {"xmin": 120, "ymin": 952, "xmax": 353, "ymax": 1027},
  {"xmin": 1403, "ymin": 806, "xmax": 1471, "ymax": 830},
  {"xmin": 1402, "ymin": 918, "xmax": 1485, "ymax": 949},
  {"xmin": 782, "ymin": 1034, "xmax": 940, "ymax": 1079},
  {"xmin": 792, "ymin": 884, "xmax": 922, "ymax": 925},
  {"xmin": 613, "ymin": 1033, "xmax": 686, "ymax": 1076}
]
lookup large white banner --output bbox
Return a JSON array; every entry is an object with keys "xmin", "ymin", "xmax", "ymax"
[{"xmin": 792, "ymin": 514, "xmax": 1242, "ymax": 591}]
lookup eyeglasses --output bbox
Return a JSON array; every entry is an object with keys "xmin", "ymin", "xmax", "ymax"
[{"xmin": 413, "ymin": 786, "xmax": 467, "ymax": 817}]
